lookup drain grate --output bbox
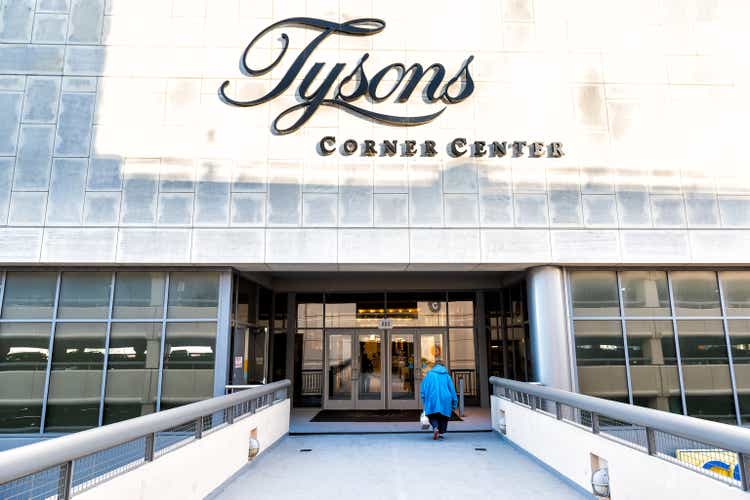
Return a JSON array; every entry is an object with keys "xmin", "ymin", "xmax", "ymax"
[
  {"xmin": 299, "ymin": 449, "xmax": 313, "ymax": 453},
  {"xmin": 474, "ymin": 447, "xmax": 487, "ymax": 452}
]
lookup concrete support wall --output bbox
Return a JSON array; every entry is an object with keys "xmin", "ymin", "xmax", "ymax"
[
  {"xmin": 76, "ymin": 399, "xmax": 290, "ymax": 500},
  {"xmin": 526, "ymin": 266, "xmax": 573, "ymax": 390},
  {"xmin": 491, "ymin": 396, "xmax": 746, "ymax": 500}
]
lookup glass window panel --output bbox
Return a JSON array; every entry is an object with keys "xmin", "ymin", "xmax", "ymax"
[
  {"xmin": 570, "ymin": 271, "xmax": 619, "ymax": 317},
  {"xmin": 721, "ymin": 271, "xmax": 750, "ymax": 316},
  {"xmin": 327, "ymin": 335, "xmax": 352, "ymax": 400},
  {"xmin": 58, "ymin": 272, "xmax": 112, "ymax": 319},
  {"xmin": 258, "ymin": 287, "xmax": 273, "ymax": 329},
  {"xmin": 448, "ymin": 292, "xmax": 474, "ymax": 326},
  {"xmin": 113, "ymin": 272, "xmax": 165, "ymax": 319},
  {"xmin": 1, "ymin": 272, "xmax": 57, "ymax": 319},
  {"xmin": 573, "ymin": 320, "xmax": 628, "ymax": 400},
  {"xmin": 234, "ymin": 276, "xmax": 257, "ymax": 324},
  {"xmin": 728, "ymin": 320, "xmax": 750, "ymax": 425},
  {"xmin": 296, "ymin": 294, "xmax": 324, "ymax": 328},
  {"xmin": 387, "ymin": 292, "xmax": 447, "ymax": 327},
  {"xmin": 620, "ymin": 271, "xmax": 670, "ymax": 317},
  {"xmin": 626, "ymin": 320, "xmax": 682, "ymax": 414},
  {"xmin": 677, "ymin": 320, "xmax": 736, "ymax": 423},
  {"xmin": 671, "ymin": 271, "xmax": 721, "ymax": 317},
  {"xmin": 390, "ymin": 333, "xmax": 415, "ymax": 400},
  {"xmin": 358, "ymin": 334, "xmax": 383, "ymax": 401},
  {"xmin": 448, "ymin": 328, "xmax": 475, "ymax": 371},
  {"xmin": 274, "ymin": 293, "xmax": 288, "ymax": 330},
  {"xmin": 325, "ymin": 293, "xmax": 385, "ymax": 328},
  {"xmin": 160, "ymin": 322, "xmax": 216, "ymax": 409},
  {"xmin": 296, "ymin": 329, "xmax": 323, "ymax": 399},
  {"xmin": 45, "ymin": 323, "xmax": 106, "ymax": 432},
  {"xmin": 103, "ymin": 323, "xmax": 162, "ymax": 425},
  {"xmin": 167, "ymin": 272, "xmax": 219, "ymax": 319},
  {"xmin": 0, "ymin": 323, "xmax": 50, "ymax": 433}
]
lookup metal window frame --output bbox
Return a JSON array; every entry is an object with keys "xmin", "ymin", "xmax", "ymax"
[
  {"xmin": 567, "ymin": 267, "xmax": 748, "ymax": 422},
  {"xmin": 717, "ymin": 274, "xmax": 742, "ymax": 426},
  {"xmin": 0, "ymin": 268, "xmax": 225, "ymax": 435}
]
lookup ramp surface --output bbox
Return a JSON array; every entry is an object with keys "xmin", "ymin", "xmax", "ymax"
[{"xmin": 210, "ymin": 432, "xmax": 590, "ymax": 499}]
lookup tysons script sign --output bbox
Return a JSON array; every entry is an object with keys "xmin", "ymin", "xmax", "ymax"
[{"xmin": 219, "ymin": 17, "xmax": 474, "ymax": 135}]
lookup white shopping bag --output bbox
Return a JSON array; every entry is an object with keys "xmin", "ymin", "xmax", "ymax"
[{"xmin": 420, "ymin": 412, "xmax": 430, "ymax": 430}]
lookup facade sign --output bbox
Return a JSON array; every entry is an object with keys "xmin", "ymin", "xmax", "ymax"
[{"xmin": 219, "ymin": 17, "xmax": 475, "ymax": 135}]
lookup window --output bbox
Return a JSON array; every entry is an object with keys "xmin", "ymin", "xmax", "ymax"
[
  {"xmin": 571, "ymin": 271, "xmax": 619, "ymax": 317},
  {"xmin": 0, "ymin": 270, "xmax": 222, "ymax": 434}
]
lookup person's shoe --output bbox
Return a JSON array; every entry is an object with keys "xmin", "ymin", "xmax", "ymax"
[
  {"xmin": 433, "ymin": 429, "xmax": 439, "ymax": 440},
  {"xmin": 438, "ymin": 434, "xmax": 445, "ymax": 440}
]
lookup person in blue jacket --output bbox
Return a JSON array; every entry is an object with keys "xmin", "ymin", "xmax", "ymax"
[{"xmin": 420, "ymin": 359, "xmax": 457, "ymax": 440}]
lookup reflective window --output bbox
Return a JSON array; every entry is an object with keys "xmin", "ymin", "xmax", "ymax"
[
  {"xmin": 0, "ymin": 323, "xmax": 50, "ymax": 432},
  {"xmin": 449, "ymin": 328, "xmax": 476, "ymax": 396},
  {"xmin": 297, "ymin": 294, "xmax": 324, "ymax": 328},
  {"xmin": 621, "ymin": 271, "xmax": 670, "ymax": 317},
  {"xmin": 167, "ymin": 272, "xmax": 219, "ymax": 319},
  {"xmin": 113, "ymin": 272, "xmax": 165, "ymax": 319},
  {"xmin": 573, "ymin": 320, "xmax": 628, "ymax": 401},
  {"xmin": 721, "ymin": 271, "xmax": 750, "ymax": 316},
  {"xmin": 571, "ymin": 271, "xmax": 619, "ymax": 317},
  {"xmin": 160, "ymin": 322, "xmax": 216, "ymax": 409},
  {"xmin": 671, "ymin": 271, "xmax": 721, "ymax": 317},
  {"xmin": 1, "ymin": 272, "xmax": 57, "ymax": 319},
  {"xmin": 626, "ymin": 320, "xmax": 682, "ymax": 414},
  {"xmin": 677, "ymin": 320, "xmax": 736, "ymax": 423},
  {"xmin": 45, "ymin": 323, "xmax": 106, "ymax": 432},
  {"xmin": 103, "ymin": 323, "xmax": 162, "ymax": 424},
  {"xmin": 58, "ymin": 272, "xmax": 112, "ymax": 319},
  {"xmin": 448, "ymin": 292, "xmax": 474, "ymax": 326},
  {"xmin": 387, "ymin": 292, "xmax": 447, "ymax": 327},
  {"xmin": 325, "ymin": 293, "xmax": 385, "ymax": 328}
]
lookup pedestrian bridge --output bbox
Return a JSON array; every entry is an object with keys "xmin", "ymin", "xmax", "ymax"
[{"xmin": 1, "ymin": 379, "xmax": 749, "ymax": 499}]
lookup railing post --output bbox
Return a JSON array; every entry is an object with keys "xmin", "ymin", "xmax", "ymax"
[
  {"xmin": 591, "ymin": 413, "xmax": 600, "ymax": 434},
  {"xmin": 195, "ymin": 417, "xmax": 204, "ymax": 439},
  {"xmin": 144, "ymin": 433, "xmax": 155, "ymax": 462},
  {"xmin": 646, "ymin": 427, "xmax": 657, "ymax": 456},
  {"xmin": 58, "ymin": 461, "xmax": 73, "ymax": 500},
  {"xmin": 739, "ymin": 453, "xmax": 750, "ymax": 491},
  {"xmin": 226, "ymin": 405, "xmax": 235, "ymax": 425},
  {"xmin": 555, "ymin": 402, "xmax": 563, "ymax": 420},
  {"xmin": 459, "ymin": 378, "xmax": 465, "ymax": 417}
]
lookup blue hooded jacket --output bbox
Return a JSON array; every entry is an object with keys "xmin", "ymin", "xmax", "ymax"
[{"xmin": 420, "ymin": 364, "xmax": 457, "ymax": 417}]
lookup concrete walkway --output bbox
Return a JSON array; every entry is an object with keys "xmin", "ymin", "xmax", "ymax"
[{"xmin": 210, "ymin": 432, "xmax": 591, "ymax": 500}]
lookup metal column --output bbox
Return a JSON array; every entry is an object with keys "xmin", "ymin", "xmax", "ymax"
[{"xmin": 526, "ymin": 266, "xmax": 574, "ymax": 391}]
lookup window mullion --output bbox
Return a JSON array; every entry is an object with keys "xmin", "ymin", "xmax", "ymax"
[
  {"xmin": 39, "ymin": 272, "xmax": 63, "ymax": 434},
  {"xmin": 666, "ymin": 271, "xmax": 688, "ymax": 416}
]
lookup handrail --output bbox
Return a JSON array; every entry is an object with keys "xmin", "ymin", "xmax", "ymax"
[
  {"xmin": 0, "ymin": 379, "xmax": 291, "ymax": 486},
  {"xmin": 490, "ymin": 377, "xmax": 750, "ymax": 455}
]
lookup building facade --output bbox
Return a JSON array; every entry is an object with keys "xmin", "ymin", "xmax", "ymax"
[{"xmin": 0, "ymin": 0, "xmax": 749, "ymax": 439}]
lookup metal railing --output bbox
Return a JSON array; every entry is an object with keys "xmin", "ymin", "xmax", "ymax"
[
  {"xmin": 0, "ymin": 380, "xmax": 291, "ymax": 500},
  {"xmin": 490, "ymin": 376, "xmax": 750, "ymax": 491}
]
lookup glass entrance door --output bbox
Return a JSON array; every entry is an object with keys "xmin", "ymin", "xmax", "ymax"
[
  {"xmin": 323, "ymin": 331, "xmax": 385, "ymax": 409},
  {"xmin": 388, "ymin": 330, "xmax": 446, "ymax": 409}
]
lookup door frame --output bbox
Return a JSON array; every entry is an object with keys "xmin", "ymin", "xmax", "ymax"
[
  {"xmin": 322, "ymin": 329, "xmax": 386, "ymax": 410},
  {"xmin": 386, "ymin": 329, "xmax": 448, "ymax": 410}
]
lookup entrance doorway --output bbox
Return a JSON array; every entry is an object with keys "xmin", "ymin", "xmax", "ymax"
[{"xmin": 322, "ymin": 329, "xmax": 446, "ymax": 410}]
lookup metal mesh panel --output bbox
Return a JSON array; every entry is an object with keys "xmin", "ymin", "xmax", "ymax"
[
  {"xmin": 155, "ymin": 420, "xmax": 197, "ymax": 457},
  {"xmin": 71, "ymin": 437, "xmax": 147, "ymax": 494},
  {"xmin": 597, "ymin": 415, "xmax": 648, "ymax": 451},
  {"xmin": 0, "ymin": 467, "xmax": 62, "ymax": 500},
  {"xmin": 652, "ymin": 429, "xmax": 741, "ymax": 487}
]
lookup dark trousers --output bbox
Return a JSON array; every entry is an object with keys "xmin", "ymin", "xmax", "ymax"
[{"xmin": 427, "ymin": 412, "xmax": 449, "ymax": 434}]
